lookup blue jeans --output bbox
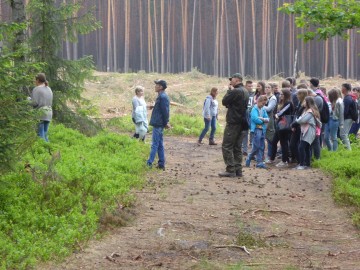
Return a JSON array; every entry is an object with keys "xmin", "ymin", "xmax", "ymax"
[
  {"xmin": 340, "ymin": 119, "xmax": 352, "ymax": 150},
  {"xmin": 248, "ymin": 129, "xmax": 265, "ymax": 164},
  {"xmin": 242, "ymin": 131, "xmax": 253, "ymax": 154},
  {"xmin": 199, "ymin": 116, "xmax": 216, "ymax": 141},
  {"xmin": 38, "ymin": 121, "xmax": 50, "ymax": 142},
  {"xmin": 324, "ymin": 118, "xmax": 339, "ymax": 151},
  {"xmin": 147, "ymin": 127, "xmax": 165, "ymax": 167}
]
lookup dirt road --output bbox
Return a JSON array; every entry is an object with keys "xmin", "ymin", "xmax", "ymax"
[{"xmin": 42, "ymin": 136, "xmax": 360, "ymax": 270}]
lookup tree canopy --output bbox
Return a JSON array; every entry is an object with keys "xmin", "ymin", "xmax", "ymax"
[{"xmin": 280, "ymin": 0, "xmax": 360, "ymax": 41}]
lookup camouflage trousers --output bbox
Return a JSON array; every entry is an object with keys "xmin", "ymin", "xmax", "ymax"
[{"xmin": 222, "ymin": 124, "xmax": 247, "ymax": 173}]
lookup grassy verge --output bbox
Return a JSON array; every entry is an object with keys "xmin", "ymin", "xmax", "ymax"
[
  {"xmin": 0, "ymin": 124, "xmax": 148, "ymax": 269},
  {"xmin": 107, "ymin": 113, "xmax": 223, "ymax": 137},
  {"xmin": 313, "ymin": 139, "xmax": 360, "ymax": 228}
]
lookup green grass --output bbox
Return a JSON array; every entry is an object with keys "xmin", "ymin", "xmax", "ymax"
[
  {"xmin": 313, "ymin": 140, "xmax": 360, "ymax": 228},
  {"xmin": 106, "ymin": 113, "xmax": 222, "ymax": 137},
  {"xmin": 0, "ymin": 124, "xmax": 149, "ymax": 269}
]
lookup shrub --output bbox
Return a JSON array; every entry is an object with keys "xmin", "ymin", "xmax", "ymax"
[{"xmin": 0, "ymin": 124, "xmax": 148, "ymax": 269}]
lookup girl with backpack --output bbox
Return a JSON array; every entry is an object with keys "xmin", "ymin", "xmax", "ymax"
[
  {"xmin": 324, "ymin": 88, "xmax": 344, "ymax": 151},
  {"xmin": 295, "ymin": 96, "xmax": 322, "ymax": 170}
]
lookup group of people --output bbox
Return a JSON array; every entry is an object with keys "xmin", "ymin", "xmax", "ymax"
[
  {"xmin": 132, "ymin": 74, "xmax": 359, "ymax": 176},
  {"xmin": 207, "ymin": 74, "xmax": 359, "ymax": 177}
]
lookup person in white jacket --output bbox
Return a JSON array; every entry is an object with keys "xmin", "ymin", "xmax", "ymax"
[
  {"xmin": 132, "ymin": 86, "xmax": 148, "ymax": 141},
  {"xmin": 198, "ymin": 87, "xmax": 219, "ymax": 145}
]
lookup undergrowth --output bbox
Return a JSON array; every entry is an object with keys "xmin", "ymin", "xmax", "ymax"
[
  {"xmin": 313, "ymin": 140, "xmax": 360, "ymax": 228},
  {"xmin": 106, "ymin": 113, "xmax": 222, "ymax": 137},
  {"xmin": 0, "ymin": 124, "xmax": 148, "ymax": 269}
]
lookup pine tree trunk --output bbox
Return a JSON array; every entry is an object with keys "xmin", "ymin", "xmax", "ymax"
[{"xmin": 190, "ymin": 0, "xmax": 197, "ymax": 70}]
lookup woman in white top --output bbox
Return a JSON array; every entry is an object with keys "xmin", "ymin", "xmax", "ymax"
[
  {"xmin": 132, "ymin": 86, "xmax": 148, "ymax": 141},
  {"xmin": 198, "ymin": 87, "xmax": 219, "ymax": 145}
]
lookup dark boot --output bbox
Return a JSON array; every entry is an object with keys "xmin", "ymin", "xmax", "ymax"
[
  {"xmin": 209, "ymin": 139, "xmax": 217, "ymax": 145},
  {"xmin": 235, "ymin": 169, "xmax": 243, "ymax": 177},
  {"xmin": 218, "ymin": 171, "xmax": 236, "ymax": 178}
]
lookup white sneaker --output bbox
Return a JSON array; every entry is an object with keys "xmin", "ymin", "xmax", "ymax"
[
  {"xmin": 265, "ymin": 159, "xmax": 275, "ymax": 164},
  {"xmin": 296, "ymin": 165, "xmax": 306, "ymax": 170},
  {"xmin": 276, "ymin": 161, "xmax": 288, "ymax": 168}
]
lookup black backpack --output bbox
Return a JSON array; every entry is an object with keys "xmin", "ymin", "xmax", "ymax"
[
  {"xmin": 317, "ymin": 94, "xmax": 330, "ymax": 124},
  {"xmin": 349, "ymin": 99, "xmax": 359, "ymax": 122}
]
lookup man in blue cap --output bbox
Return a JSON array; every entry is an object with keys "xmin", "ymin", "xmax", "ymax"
[
  {"xmin": 147, "ymin": 80, "xmax": 171, "ymax": 170},
  {"xmin": 219, "ymin": 73, "xmax": 249, "ymax": 177}
]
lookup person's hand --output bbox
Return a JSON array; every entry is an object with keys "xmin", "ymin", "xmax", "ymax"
[
  {"xmin": 291, "ymin": 128, "xmax": 295, "ymax": 132},
  {"xmin": 206, "ymin": 117, "xmax": 211, "ymax": 121},
  {"xmin": 275, "ymin": 114, "xmax": 279, "ymax": 120},
  {"xmin": 165, "ymin": 123, "xmax": 171, "ymax": 129}
]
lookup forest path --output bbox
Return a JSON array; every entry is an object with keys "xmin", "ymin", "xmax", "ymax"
[{"xmin": 41, "ymin": 136, "xmax": 360, "ymax": 270}]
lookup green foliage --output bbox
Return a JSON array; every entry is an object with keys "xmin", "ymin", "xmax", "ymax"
[
  {"xmin": 0, "ymin": 124, "xmax": 148, "ymax": 269},
  {"xmin": 280, "ymin": 0, "xmax": 360, "ymax": 41},
  {"xmin": 27, "ymin": 0, "xmax": 102, "ymax": 133},
  {"xmin": 106, "ymin": 113, "xmax": 222, "ymax": 137},
  {"xmin": 313, "ymin": 141, "xmax": 360, "ymax": 227},
  {"xmin": 167, "ymin": 114, "xmax": 208, "ymax": 136},
  {"xmin": 0, "ymin": 125, "xmax": 148, "ymax": 269},
  {"xmin": 0, "ymin": 22, "xmax": 43, "ymax": 172},
  {"xmin": 106, "ymin": 115, "xmax": 135, "ymax": 133}
]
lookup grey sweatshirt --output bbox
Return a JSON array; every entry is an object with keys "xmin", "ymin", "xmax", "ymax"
[{"xmin": 31, "ymin": 85, "xmax": 53, "ymax": 121}]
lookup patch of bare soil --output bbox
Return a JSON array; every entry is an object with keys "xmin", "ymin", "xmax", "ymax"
[{"xmin": 41, "ymin": 136, "xmax": 360, "ymax": 270}]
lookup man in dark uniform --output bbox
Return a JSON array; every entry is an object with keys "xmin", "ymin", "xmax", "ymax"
[{"xmin": 219, "ymin": 73, "xmax": 249, "ymax": 177}]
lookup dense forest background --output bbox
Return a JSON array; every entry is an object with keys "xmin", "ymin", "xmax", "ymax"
[{"xmin": 1, "ymin": 0, "xmax": 360, "ymax": 79}]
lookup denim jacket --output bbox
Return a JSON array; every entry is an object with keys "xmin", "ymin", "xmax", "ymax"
[
  {"xmin": 149, "ymin": 91, "xmax": 170, "ymax": 128},
  {"xmin": 250, "ymin": 105, "xmax": 269, "ymax": 134}
]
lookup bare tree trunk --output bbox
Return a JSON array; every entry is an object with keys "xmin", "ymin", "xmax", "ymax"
[
  {"xmin": 139, "ymin": 0, "xmax": 144, "ymax": 70},
  {"xmin": 10, "ymin": 0, "xmax": 26, "ymax": 59},
  {"xmin": 251, "ymin": 0, "xmax": 257, "ymax": 78},
  {"xmin": 111, "ymin": 0, "xmax": 116, "ymax": 71},
  {"xmin": 160, "ymin": 0, "xmax": 165, "ymax": 73},
  {"xmin": 224, "ymin": 0, "xmax": 230, "ymax": 75},
  {"xmin": 324, "ymin": 39, "xmax": 329, "ymax": 77},
  {"xmin": 235, "ymin": 0, "xmax": 244, "ymax": 75},
  {"xmin": 124, "ymin": 0, "xmax": 130, "ymax": 72},
  {"xmin": 190, "ymin": 0, "xmax": 197, "ymax": 70},
  {"xmin": 106, "ymin": 0, "xmax": 111, "ymax": 71},
  {"xmin": 214, "ymin": 0, "xmax": 220, "ymax": 76},
  {"xmin": 153, "ymin": 0, "xmax": 159, "ymax": 72},
  {"xmin": 147, "ymin": 0, "xmax": 153, "ymax": 72},
  {"xmin": 181, "ymin": 0, "xmax": 188, "ymax": 72}
]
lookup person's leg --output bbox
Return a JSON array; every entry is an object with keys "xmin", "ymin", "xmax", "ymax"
[
  {"xmin": 349, "ymin": 122, "xmax": 360, "ymax": 136},
  {"xmin": 257, "ymin": 131, "xmax": 265, "ymax": 165},
  {"xmin": 304, "ymin": 141, "xmax": 311, "ymax": 167},
  {"xmin": 43, "ymin": 121, "xmax": 50, "ymax": 142},
  {"xmin": 266, "ymin": 138, "xmax": 273, "ymax": 159},
  {"xmin": 329, "ymin": 119, "xmax": 339, "ymax": 151},
  {"xmin": 289, "ymin": 131, "xmax": 300, "ymax": 163},
  {"xmin": 209, "ymin": 116, "xmax": 216, "ymax": 140},
  {"xmin": 147, "ymin": 127, "xmax": 161, "ymax": 166},
  {"xmin": 233, "ymin": 126, "xmax": 245, "ymax": 172},
  {"xmin": 311, "ymin": 136, "xmax": 321, "ymax": 159},
  {"xmin": 247, "ymin": 131, "xmax": 258, "ymax": 165},
  {"xmin": 199, "ymin": 118, "xmax": 210, "ymax": 142},
  {"xmin": 270, "ymin": 131, "xmax": 279, "ymax": 161},
  {"xmin": 324, "ymin": 121, "xmax": 332, "ymax": 151},
  {"xmin": 222, "ymin": 124, "xmax": 236, "ymax": 173},
  {"xmin": 340, "ymin": 119, "xmax": 352, "ymax": 150},
  {"xmin": 242, "ymin": 130, "xmax": 249, "ymax": 154},
  {"xmin": 298, "ymin": 140, "xmax": 306, "ymax": 166},
  {"xmin": 157, "ymin": 128, "xmax": 165, "ymax": 168},
  {"xmin": 279, "ymin": 131, "xmax": 290, "ymax": 163},
  {"xmin": 38, "ymin": 121, "xmax": 46, "ymax": 140}
]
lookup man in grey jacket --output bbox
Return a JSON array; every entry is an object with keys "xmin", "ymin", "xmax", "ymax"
[{"xmin": 31, "ymin": 73, "xmax": 53, "ymax": 142}]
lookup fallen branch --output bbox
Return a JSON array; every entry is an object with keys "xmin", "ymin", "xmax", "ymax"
[
  {"xmin": 213, "ymin": 245, "xmax": 250, "ymax": 255},
  {"xmin": 242, "ymin": 263, "xmax": 289, "ymax": 267},
  {"xmin": 252, "ymin": 209, "xmax": 291, "ymax": 216}
]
